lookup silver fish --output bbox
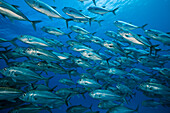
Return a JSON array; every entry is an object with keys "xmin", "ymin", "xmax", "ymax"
[{"xmin": 0, "ymin": 0, "xmax": 41, "ymax": 30}]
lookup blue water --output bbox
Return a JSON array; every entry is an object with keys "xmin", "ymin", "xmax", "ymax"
[{"xmin": 0, "ymin": 0, "xmax": 170, "ymax": 113}]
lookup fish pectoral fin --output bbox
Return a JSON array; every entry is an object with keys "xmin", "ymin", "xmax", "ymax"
[
  {"xmin": 12, "ymin": 5, "xmax": 20, "ymax": 9},
  {"xmin": 37, "ymin": 53, "xmax": 42, "ymax": 56},
  {"xmin": 51, "ymin": 6, "xmax": 57, "ymax": 9},
  {"xmin": 49, "ymin": 16, "xmax": 53, "ymax": 20}
]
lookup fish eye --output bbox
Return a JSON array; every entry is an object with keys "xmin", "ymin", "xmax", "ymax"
[
  {"xmin": 37, "ymin": 63, "xmax": 40, "ymax": 66},
  {"xmin": 88, "ymin": 54, "xmax": 92, "ymax": 56}
]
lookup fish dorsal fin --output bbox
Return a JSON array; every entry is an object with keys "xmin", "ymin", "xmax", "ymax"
[
  {"xmin": 12, "ymin": 5, "xmax": 19, "ymax": 9},
  {"xmin": 51, "ymin": 6, "xmax": 57, "ymax": 9}
]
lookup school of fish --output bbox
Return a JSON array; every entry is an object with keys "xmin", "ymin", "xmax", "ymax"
[{"xmin": 0, "ymin": 0, "xmax": 170, "ymax": 113}]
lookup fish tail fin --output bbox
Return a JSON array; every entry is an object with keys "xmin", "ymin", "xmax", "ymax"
[
  {"xmin": 65, "ymin": 93, "xmax": 72, "ymax": 106},
  {"xmin": 89, "ymin": 104, "xmax": 93, "ymax": 111},
  {"xmin": 67, "ymin": 69, "xmax": 74, "ymax": 79},
  {"xmin": 140, "ymin": 24, "xmax": 148, "ymax": 30},
  {"xmin": 67, "ymin": 32, "xmax": 72, "ymax": 38},
  {"xmin": 10, "ymin": 38, "xmax": 18, "ymax": 46},
  {"xmin": 97, "ymin": 20, "xmax": 104, "ymax": 26},
  {"xmin": 91, "ymin": 32, "xmax": 97, "ymax": 35},
  {"xmin": 46, "ymin": 108, "xmax": 52, "ymax": 113},
  {"xmin": 106, "ymin": 57, "xmax": 112, "ymax": 66},
  {"xmin": 149, "ymin": 44, "xmax": 159, "ymax": 55},
  {"xmin": 89, "ymin": 18, "xmax": 92, "ymax": 26},
  {"xmin": 92, "ymin": 0, "xmax": 96, "ymax": 6},
  {"xmin": 50, "ymin": 85, "xmax": 58, "ymax": 92},
  {"xmin": 31, "ymin": 20, "xmax": 42, "ymax": 31},
  {"xmin": 112, "ymin": 7, "xmax": 119, "ymax": 15},
  {"xmin": 154, "ymin": 47, "xmax": 161, "ymax": 56},
  {"xmin": 89, "ymin": 16, "xmax": 97, "ymax": 26},
  {"xmin": 45, "ymin": 76, "xmax": 54, "ymax": 87},
  {"xmin": 64, "ymin": 18, "xmax": 73, "ymax": 28},
  {"xmin": 135, "ymin": 104, "xmax": 140, "ymax": 113}
]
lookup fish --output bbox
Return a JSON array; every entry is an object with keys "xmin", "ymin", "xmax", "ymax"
[
  {"xmin": 19, "ymin": 90, "xmax": 63, "ymax": 108},
  {"xmin": 24, "ymin": 0, "xmax": 70, "ymax": 27},
  {"xmin": 105, "ymin": 31, "xmax": 129, "ymax": 43},
  {"xmin": 14, "ymin": 35, "xmax": 51, "ymax": 47},
  {"xmin": 66, "ymin": 104, "xmax": 92, "ymax": 113},
  {"xmin": 70, "ymin": 25, "xmax": 95, "ymax": 35},
  {"xmin": 116, "ymin": 83, "xmax": 134, "ymax": 97},
  {"xmin": 41, "ymin": 26, "xmax": 72, "ymax": 38},
  {"xmin": 118, "ymin": 29, "xmax": 145, "ymax": 46},
  {"xmin": 55, "ymin": 88, "xmax": 76, "ymax": 98},
  {"xmin": 138, "ymin": 56, "xmax": 165, "ymax": 67},
  {"xmin": 130, "ymin": 68, "xmax": 152, "ymax": 77},
  {"xmin": 0, "ymin": 66, "xmax": 53, "ymax": 83},
  {"xmin": 79, "ymin": 73, "xmax": 94, "ymax": 79},
  {"xmin": 78, "ymin": 0, "xmax": 96, "ymax": 6},
  {"xmin": 115, "ymin": 57, "xmax": 137, "ymax": 67},
  {"xmin": 106, "ymin": 104, "xmax": 139, "ymax": 113},
  {"xmin": 80, "ymin": 50, "xmax": 103, "ymax": 61},
  {"xmin": 98, "ymin": 101, "xmax": 119, "ymax": 109},
  {"xmin": 62, "ymin": 7, "xmax": 94, "ymax": 25},
  {"xmin": 24, "ymin": 0, "xmax": 63, "ymax": 19},
  {"xmin": 70, "ymin": 45, "xmax": 93, "ymax": 52},
  {"xmin": 90, "ymin": 36, "xmax": 104, "ymax": 46},
  {"xmin": 75, "ymin": 34, "xmax": 91, "ymax": 42},
  {"xmin": 0, "ymin": 87, "xmax": 23, "ymax": 101},
  {"xmin": 52, "ymin": 52, "xmax": 70, "ymax": 60},
  {"xmin": 103, "ymin": 67, "xmax": 128, "ymax": 76},
  {"xmin": 139, "ymin": 82, "xmax": 170, "ymax": 95},
  {"xmin": 77, "ymin": 78, "xmax": 102, "ymax": 89},
  {"xmin": 8, "ymin": 104, "xmax": 51, "ymax": 113},
  {"xmin": 89, "ymin": 89, "xmax": 123, "ymax": 101},
  {"xmin": 59, "ymin": 78, "xmax": 76, "ymax": 86},
  {"xmin": 41, "ymin": 37, "xmax": 65, "ymax": 49},
  {"xmin": 102, "ymin": 40, "xmax": 125, "ymax": 55},
  {"xmin": 0, "ymin": 0, "xmax": 41, "ymax": 30},
  {"xmin": 88, "ymin": 6, "xmax": 119, "ymax": 15},
  {"xmin": 114, "ymin": 20, "xmax": 147, "ymax": 30},
  {"xmin": 20, "ymin": 47, "xmax": 60, "ymax": 62},
  {"xmin": 72, "ymin": 57, "xmax": 93, "ymax": 68},
  {"xmin": 142, "ymin": 99, "xmax": 163, "ymax": 108},
  {"xmin": 36, "ymin": 61, "xmax": 67, "ymax": 74},
  {"xmin": 145, "ymin": 29, "xmax": 170, "ymax": 45}
]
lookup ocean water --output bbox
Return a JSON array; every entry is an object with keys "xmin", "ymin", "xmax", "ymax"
[{"xmin": 0, "ymin": 0, "xmax": 170, "ymax": 113}]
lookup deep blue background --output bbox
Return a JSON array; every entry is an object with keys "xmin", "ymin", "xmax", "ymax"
[{"xmin": 0, "ymin": 0, "xmax": 170, "ymax": 113}]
